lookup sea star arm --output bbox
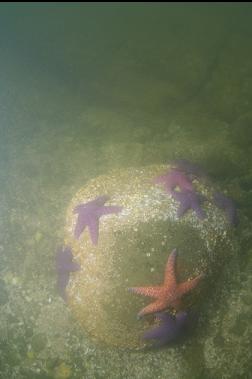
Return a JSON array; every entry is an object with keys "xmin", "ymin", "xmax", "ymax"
[
  {"xmin": 99, "ymin": 205, "xmax": 123, "ymax": 216},
  {"xmin": 193, "ymin": 203, "xmax": 205, "ymax": 219},
  {"xmin": 143, "ymin": 314, "xmax": 177, "ymax": 346},
  {"xmin": 171, "ymin": 191, "xmax": 190, "ymax": 217},
  {"xmin": 164, "ymin": 248, "xmax": 178, "ymax": 287},
  {"xmin": 67, "ymin": 261, "xmax": 81, "ymax": 272},
  {"xmin": 227, "ymin": 206, "xmax": 238, "ymax": 225},
  {"xmin": 138, "ymin": 299, "xmax": 166, "ymax": 318},
  {"xmin": 142, "ymin": 313, "xmax": 174, "ymax": 342},
  {"xmin": 56, "ymin": 272, "xmax": 70, "ymax": 302},
  {"xmin": 214, "ymin": 192, "xmax": 238, "ymax": 225},
  {"xmin": 177, "ymin": 273, "xmax": 204, "ymax": 296},
  {"xmin": 74, "ymin": 217, "xmax": 87, "ymax": 239},
  {"xmin": 177, "ymin": 202, "xmax": 190, "ymax": 218},
  {"xmin": 153, "ymin": 174, "xmax": 167, "ymax": 185},
  {"xmin": 154, "ymin": 312, "xmax": 175, "ymax": 324},
  {"xmin": 87, "ymin": 217, "xmax": 100, "ymax": 245},
  {"xmin": 57, "ymin": 261, "xmax": 80, "ymax": 273},
  {"xmin": 143, "ymin": 325, "xmax": 166, "ymax": 341},
  {"xmin": 128, "ymin": 286, "xmax": 162, "ymax": 298},
  {"xmin": 73, "ymin": 204, "xmax": 86, "ymax": 214}
]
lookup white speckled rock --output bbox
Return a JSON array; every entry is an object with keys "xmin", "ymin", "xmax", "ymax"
[{"xmin": 64, "ymin": 165, "xmax": 237, "ymax": 349}]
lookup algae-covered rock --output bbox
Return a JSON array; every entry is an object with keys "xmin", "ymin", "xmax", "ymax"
[
  {"xmin": 54, "ymin": 362, "xmax": 72, "ymax": 379},
  {"xmin": 64, "ymin": 165, "xmax": 237, "ymax": 349},
  {"xmin": 31, "ymin": 333, "xmax": 47, "ymax": 353},
  {"xmin": 0, "ymin": 279, "xmax": 8, "ymax": 305},
  {"xmin": 203, "ymin": 251, "xmax": 252, "ymax": 379}
]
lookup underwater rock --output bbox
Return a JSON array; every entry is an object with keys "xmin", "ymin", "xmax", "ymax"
[
  {"xmin": 0, "ymin": 279, "xmax": 9, "ymax": 305},
  {"xmin": 64, "ymin": 165, "xmax": 237, "ymax": 349},
  {"xmin": 31, "ymin": 333, "xmax": 47, "ymax": 353},
  {"xmin": 54, "ymin": 362, "xmax": 72, "ymax": 379},
  {"xmin": 203, "ymin": 252, "xmax": 252, "ymax": 378}
]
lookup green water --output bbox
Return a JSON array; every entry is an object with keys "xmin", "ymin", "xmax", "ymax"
[{"xmin": 0, "ymin": 3, "xmax": 252, "ymax": 379}]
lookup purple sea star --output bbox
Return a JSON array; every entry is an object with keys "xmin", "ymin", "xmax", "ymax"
[
  {"xmin": 171, "ymin": 189, "xmax": 206, "ymax": 219},
  {"xmin": 213, "ymin": 192, "xmax": 238, "ymax": 226},
  {"xmin": 143, "ymin": 311, "xmax": 189, "ymax": 347},
  {"xmin": 55, "ymin": 246, "xmax": 80, "ymax": 302},
  {"xmin": 73, "ymin": 195, "xmax": 122, "ymax": 244},
  {"xmin": 171, "ymin": 159, "xmax": 206, "ymax": 179},
  {"xmin": 153, "ymin": 169, "xmax": 193, "ymax": 193}
]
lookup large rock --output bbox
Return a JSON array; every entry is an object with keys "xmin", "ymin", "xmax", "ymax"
[
  {"xmin": 64, "ymin": 165, "xmax": 237, "ymax": 349},
  {"xmin": 202, "ymin": 248, "xmax": 252, "ymax": 378}
]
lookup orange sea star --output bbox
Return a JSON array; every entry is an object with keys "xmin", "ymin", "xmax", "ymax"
[{"xmin": 129, "ymin": 249, "xmax": 204, "ymax": 318}]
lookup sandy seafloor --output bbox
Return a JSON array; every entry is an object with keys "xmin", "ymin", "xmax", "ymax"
[{"xmin": 0, "ymin": 3, "xmax": 252, "ymax": 379}]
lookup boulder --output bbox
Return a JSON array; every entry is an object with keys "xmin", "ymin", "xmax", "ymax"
[{"xmin": 64, "ymin": 165, "xmax": 237, "ymax": 349}]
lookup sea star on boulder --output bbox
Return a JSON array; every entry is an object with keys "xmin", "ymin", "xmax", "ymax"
[
  {"xmin": 153, "ymin": 169, "xmax": 193, "ymax": 193},
  {"xmin": 73, "ymin": 195, "xmax": 122, "ymax": 244},
  {"xmin": 143, "ymin": 311, "xmax": 189, "ymax": 347},
  {"xmin": 171, "ymin": 189, "xmax": 206, "ymax": 219},
  {"xmin": 128, "ymin": 249, "xmax": 204, "ymax": 318},
  {"xmin": 55, "ymin": 246, "xmax": 80, "ymax": 301},
  {"xmin": 171, "ymin": 159, "xmax": 206, "ymax": 179},
  {"xmin": 213, "ymin": 192, "xmax": 238, "ymax": 226}
]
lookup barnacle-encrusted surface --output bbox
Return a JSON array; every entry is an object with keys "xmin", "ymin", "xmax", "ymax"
[{"xmin": 64, "ymin": 165, "xmax": 236, "ymax": 348}]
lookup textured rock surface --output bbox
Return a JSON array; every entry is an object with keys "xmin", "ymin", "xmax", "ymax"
[
  {"xmin": 64, "ymin": 165, "xmax": 237, "ymax": 348},
  {"xmin": 202, "ymin": 248, "xmax": 252, "ymax": 379}
]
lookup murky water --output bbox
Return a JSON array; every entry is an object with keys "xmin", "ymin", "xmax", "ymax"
[{"xmin": 0, "ymin": 4, "xmax": 252, "ymax": 379}]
